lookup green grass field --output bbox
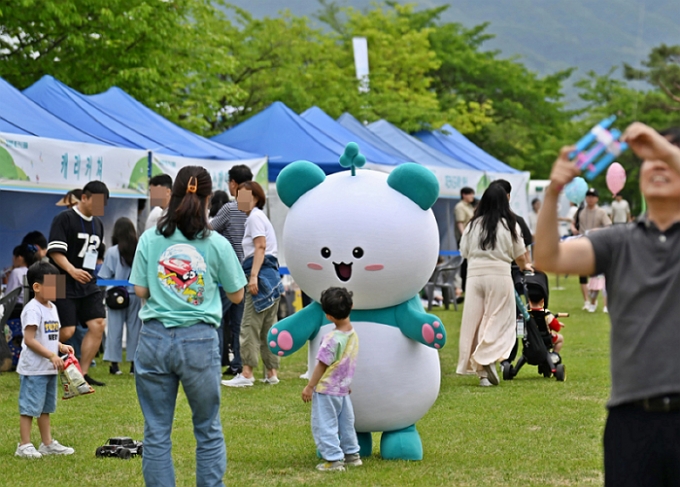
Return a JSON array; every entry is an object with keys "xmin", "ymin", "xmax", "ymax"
[{"xmin": 0, "ymin": 275, "xmax": 611, "ymax": 486}]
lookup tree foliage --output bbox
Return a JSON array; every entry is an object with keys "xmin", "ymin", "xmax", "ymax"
[{"xmin": 0, "ymin": 0, "xmax": 239, "ymax": 133}]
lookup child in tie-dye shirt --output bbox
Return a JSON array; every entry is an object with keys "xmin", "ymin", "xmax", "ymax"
[{"xmin": 302, "ymin": 287, "xmax": 360, "ymax": 472}]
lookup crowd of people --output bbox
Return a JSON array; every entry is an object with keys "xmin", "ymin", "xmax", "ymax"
[{"xmin": 3, "ymin": 121, "xmax": 680, "ymax": 487}]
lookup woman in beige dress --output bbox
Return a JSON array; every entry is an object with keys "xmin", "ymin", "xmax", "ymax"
[{"xmin": 457, "ymin": 184, "xmax": 530, "ymax": 386}]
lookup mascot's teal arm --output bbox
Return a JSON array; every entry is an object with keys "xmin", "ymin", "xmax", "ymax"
[
  {"xmin": 347, "ymin": 295, "xmax": 446, "ymax": 349},
  {"xmin": 394, "ymin": 295, "xmax": 447, "ymax": 349},
  {"xmin": 267, "ymin": 302, "xmax": 325, "ymax": 357}
]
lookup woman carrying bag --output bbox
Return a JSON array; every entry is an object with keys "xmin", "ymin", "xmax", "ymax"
[{"xmin": 100, "ymin": 217, "xmax": 141, "ymax": 375}]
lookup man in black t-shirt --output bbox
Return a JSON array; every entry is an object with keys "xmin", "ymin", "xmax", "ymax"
[{"xmin": 47, "ymin": 181, "xmax": 109, "ymax": 387}]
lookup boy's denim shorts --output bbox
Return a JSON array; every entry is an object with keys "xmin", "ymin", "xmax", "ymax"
[{"xmin": 19, "ymin": 375, "xmax": 58, "ymax": 417}]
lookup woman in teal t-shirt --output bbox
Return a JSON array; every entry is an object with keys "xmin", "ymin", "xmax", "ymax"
[{"xmin": 130, "ymin": 166, "xmax": 246, "ymax": 487}]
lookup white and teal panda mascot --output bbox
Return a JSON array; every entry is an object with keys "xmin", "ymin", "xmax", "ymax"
[{"xmin": 268, "ymin": 143, "xmax": 446, "ymax": 460}]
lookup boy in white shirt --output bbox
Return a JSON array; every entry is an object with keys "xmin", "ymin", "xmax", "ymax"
[{"xmin": 15, "ymin": 261, "xmax": 75, "ymax": 458}]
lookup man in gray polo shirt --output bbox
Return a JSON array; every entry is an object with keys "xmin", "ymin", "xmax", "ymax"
[
  {"xmin": 210, "ymin": 164, "xmax": 252, "ymax": 376},
  {"xmin": 534, "ymin": 122, "xmax": 680, "ymax": 487}
]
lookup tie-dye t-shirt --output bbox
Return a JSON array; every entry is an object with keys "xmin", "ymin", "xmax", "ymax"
[{"xmin": 315, "ymin": 329, "xmax": 359, "ymax": 396}]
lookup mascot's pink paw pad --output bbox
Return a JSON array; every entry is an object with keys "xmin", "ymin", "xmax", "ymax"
[
  {"xmin": 422, "ymin": 322, "xmax": 444, "ymax": 349},
  {"xmin": 269, "ymin": 328, "xmax": 293, "ymax": 356}
]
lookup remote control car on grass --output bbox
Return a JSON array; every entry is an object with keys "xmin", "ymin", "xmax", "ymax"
[{"xmin": 95, "ymin": 437, "xmax": 143, "ymax": 459}]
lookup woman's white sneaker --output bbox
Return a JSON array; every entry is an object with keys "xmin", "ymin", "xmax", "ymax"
[
  {"xmin": 38, "ymin": 440, "xmax": 74, "ymax": 455},
  {"xmin": 221, "ymin": 373, "xmax": 254, "ymax": 387},
  {"xmin": 15, "ymin": 443, "xmax": 42, "ymax": 458}
]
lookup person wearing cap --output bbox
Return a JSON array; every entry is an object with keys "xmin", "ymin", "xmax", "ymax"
[
  {"xmin": 535, "ymin": 123, "xmax": 680, "ymax": 487},
  {"xmin": 573, "ymin": 187, "xmax": 611, "ymax": 312}
]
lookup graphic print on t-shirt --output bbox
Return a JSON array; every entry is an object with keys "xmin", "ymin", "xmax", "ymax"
[
  {"xmin": 44, "ymin": 319, "xmax": 60, "ymax": 340},
  {"xmin": 157, "ymin": 244, "xmax": 207, "ymax": 306}
]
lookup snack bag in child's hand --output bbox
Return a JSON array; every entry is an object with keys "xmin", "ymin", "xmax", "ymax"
[{"xmin": 59, "ymin": 352, "xmax": 95, "ymax": 399}]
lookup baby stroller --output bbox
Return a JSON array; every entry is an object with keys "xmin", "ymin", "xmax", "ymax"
[{"xmin": 501, "ymin": 271, "xmax": 567, "ymax": 382}]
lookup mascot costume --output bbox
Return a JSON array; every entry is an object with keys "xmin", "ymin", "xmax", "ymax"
[{"xmin": 268, "ymin": 143, "xmax": 446, "ymax": 461}]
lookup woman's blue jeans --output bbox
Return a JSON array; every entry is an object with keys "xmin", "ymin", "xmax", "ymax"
[{"xmin": 135, "ymin": 320, "xmax": 226, "ymax": 487}]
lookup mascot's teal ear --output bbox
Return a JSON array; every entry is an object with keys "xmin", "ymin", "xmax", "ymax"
[
  {"xmin": 387, "ymin": 163, "xmax": 439, "ymax": 210},
  {"xmin": 276, "ymin": 160, "xmax": 326, "ymax": 207}
]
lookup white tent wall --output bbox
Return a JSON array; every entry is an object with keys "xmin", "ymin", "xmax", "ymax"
[{"xmin": 0, "ymin": 190, "xmax": 138, "ymax": 269}]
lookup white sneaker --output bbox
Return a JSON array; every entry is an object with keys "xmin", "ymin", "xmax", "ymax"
[
  {"xmin": 15, "ymin": 443, "xmax": 42, "ymax": 458},
  {"xmin": 38, "ymin": 439, "xmax": 74, "ymax": 455},
  {"xmin": 299, "ymin": 372, "xmax": 310, "ymax": 380},
  {"xmin": 221, "ymin": 373, "xmax": 254, "ymax": 388},
  {"xmin": 260, "ymin": 376, "xmax": 280, "ymax": 385},
  {"xmin": 588, "ymin": 302, "xmax": 597, "ymax": 313},
  {"xmin": 483, "ymin": 363, "xmax": 500, "ymax": 385},
  {"xmin": 603, "ymin": 306, "xmax": 609, "ymax": 314},
  {"xmin": 479, "ymin": 378, "xmax": 492, "ymax": 387},
  {"xmin": 582, "ymin": 301, "xmax": 590, "ymax": 310}
]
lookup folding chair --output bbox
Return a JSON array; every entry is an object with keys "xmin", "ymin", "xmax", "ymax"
[{"xmin": 424, "ymin": 255, "xmax": 464, "ymax": 311}]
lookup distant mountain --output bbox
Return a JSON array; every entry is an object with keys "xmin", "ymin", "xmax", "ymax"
[{"xmin": 223, "ymin": 0, "xmax": 680, "ymax": 93}]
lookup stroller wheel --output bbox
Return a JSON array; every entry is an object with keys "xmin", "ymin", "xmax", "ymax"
[
  {"xmin": 501, "ymin": 361, "xmax": 513, "ymax": 381},
  {"xmin": 555, "ymin": 364, "xmax": 566, "ymax": 382}
]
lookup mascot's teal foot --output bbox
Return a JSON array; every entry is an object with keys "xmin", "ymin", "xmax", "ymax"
[
  {"xmin": 380, "ymin": 425, "xmax": 423, "ymax": 460},
  {"xmin": 357, "ymin": 432, "xmax": 372, "ymax": 457},
  {"xmin": 268, "ymin": 326, "xmax": 294, "ymax": 357}
]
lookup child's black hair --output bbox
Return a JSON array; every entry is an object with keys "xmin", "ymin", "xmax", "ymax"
[
  {"xmin": 320, "ymin": 287, "xmax": 353, "ymax": 320},
  {"xmin": 528, "ymin": 288, "xmax": 545, "ymax": 306},
  {"xmin": 26, "ymin": 261, "xmax": 60, "ymax": 288}
]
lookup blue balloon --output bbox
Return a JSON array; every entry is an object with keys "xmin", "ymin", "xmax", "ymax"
[{"xmin": 564, "ymin": 177, "xmax": 588, "ymax": 205}]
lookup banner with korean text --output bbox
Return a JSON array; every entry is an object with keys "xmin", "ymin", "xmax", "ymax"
[
  {"xmin": 0, "ymin": 132, "xmax": 148, "ymax": 197},
  {"xmin": 152, "ymin": 154, "xmax": 269, "ymax": 193}
]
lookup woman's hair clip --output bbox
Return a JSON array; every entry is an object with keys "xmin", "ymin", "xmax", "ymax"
[{"xmin": 187, "ymin": 176, "xmax": 198, "ymax": 194}]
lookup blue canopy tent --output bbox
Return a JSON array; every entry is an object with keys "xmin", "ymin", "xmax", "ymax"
[
  {"xmin": 0, "ymin": 77, "xmax": 109, "ymax": 144},
  {"xmin": 0, "ymin": 77, "xmax": 142, "ymax": 264},
  {"xmin": 211, "ymin": 102, "xmax": 352, "ymax": 182},
  {"xmin": 84, "ymin": 86, "xmax": 261, "ymax": 161},
  {"xmin": 301, "ymin": 107, "xmax": 407, "ymax": 167},
  {"xmin": 415, "ymin": 124, "xmax": 519, "ymax": 173},
  {"xmin": 24, "ymin": 76, "xmax": 186, "ymax": 155},
  {"xmin": 336, "ymin": 112, "xmax": 411, "ymax": 161},
  {"xmin": 366, "ymin": 119, "xmax": 475, "ymax": 171}
]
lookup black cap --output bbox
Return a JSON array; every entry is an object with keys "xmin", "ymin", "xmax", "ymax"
[{"xmin": 586, "ymin": 187, "xmax": 599, "ymax": 197}]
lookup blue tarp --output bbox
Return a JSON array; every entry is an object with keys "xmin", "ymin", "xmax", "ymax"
[
  {"xmin": 336, "ymin": 113, "xmax": 411, "ymax": 160},
  {"xmin": 415, "ymin": 124, "xmax": 519, "ymax": 173},
  {"xmin": 0, "ymin": 77, "xmax": 109, "ymax": 144},
  {"xmin": 366, "ymin": 119, "xmax": 473, "ymax": 170},
  {"xmin": 212, "ymin": 102, "xmax": 350, "ymax": 181},
  {"xmin": 300, "ymin": 107, "xmax": 405, "ymax": 166},
  {"xmin": 84, "ymin": 86, "xmax": 262, "ymax": 160}
]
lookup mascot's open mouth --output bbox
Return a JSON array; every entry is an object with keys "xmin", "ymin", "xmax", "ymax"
[{"xmin": 333, "ymin": 262, "xmax": 352, "ymax": 282}]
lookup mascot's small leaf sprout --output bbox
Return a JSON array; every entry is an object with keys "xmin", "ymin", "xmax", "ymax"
[{"xmin": 339, "ymin": 142, "xmax": 367, "ymax": 176}]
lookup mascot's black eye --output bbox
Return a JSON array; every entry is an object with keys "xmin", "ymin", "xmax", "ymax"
[
  {"xmin": 321, "ymin": 247, "xmax": 331, "ymax": 258},
  {"xmin": 352, "ymin": 247, "xmax": 364, "ymax": 258}
]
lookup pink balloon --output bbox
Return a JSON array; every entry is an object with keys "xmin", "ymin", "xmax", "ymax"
[{"xmin": 606, "ymin": 162, "xmax": 626, "ymax": 195}]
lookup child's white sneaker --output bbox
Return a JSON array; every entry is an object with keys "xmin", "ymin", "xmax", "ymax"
[
  {"xmin": 38, "ymin": 440, "xmax": 74, "ymax": 455},
  {"xmin": 603, "ymin": 306, "xmax": 609, "ymax": 314},
  {"xmin": 479, "ymin": 378, "xmax": 493, "ymax": 387},
  {"xmin": 582, "ymin": 301, "xmax": 590, "ymax": 310},
  {"xmin": 588, "ymin": 301, "xmax": 597, "ymax": 313},
  {"xmin": 221, "ymin": 373, "xmax": 254, "ymax": 388},
  {"xmin": 344, "ymin": 453, "xmax": 363, "ymax": 466},
  {"xmin": 15, "ymin": 443, "xmax": 42, "ymax": 458},
  {"xmin": 260, "ymin": 376, "xmax": 280, "ymax": 385},
  {"xmin": 316, "ymin": 460, "xmax": 345, "ymax": 471}
]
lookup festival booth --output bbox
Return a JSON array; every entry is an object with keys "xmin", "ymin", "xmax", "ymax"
[
  {"xmin": 415, "ymin": 124, "xmax": 531, "ymax": 220},
  {"xmin": 0, "ymin": 77, "xmax": 149, "ymax": 262},
  {"xmin": 211, "ymin": 102, "xmax": 403, "ymax": 265},
  {"xmin": 24, "ymin": 76, "xmax": 268, "ymax": 195}
]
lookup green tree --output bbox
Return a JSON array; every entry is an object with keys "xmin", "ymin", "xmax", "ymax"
[
  {"xmin": 624, "ymin": 44, "xmax": 680, "ymax": 112},
  {"xmin": 0, "ymin": 0, "xmax": 239, "ymax": 134},
  {"xmin": 424, "ymin": 15, "xmax": 575, "ymax": 176},
  {"xmin": 207, "ymin": 7, "xmax": 359, "ymax": 132}
]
